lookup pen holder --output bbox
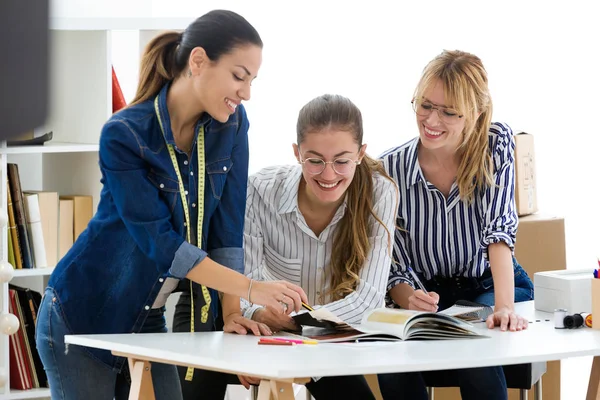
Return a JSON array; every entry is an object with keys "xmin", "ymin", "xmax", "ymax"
[{"xmin": 592, "ymin": 279, "xmax": 600, "ymax": 329}]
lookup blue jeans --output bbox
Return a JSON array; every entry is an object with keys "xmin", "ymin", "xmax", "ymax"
[
  {"xmin": 35, "ymin": 288, "xmax": 183, "ymax": 400},
  {"xmin": 378, "ymin": 258, "xmax": 534, "ymax": 400}
]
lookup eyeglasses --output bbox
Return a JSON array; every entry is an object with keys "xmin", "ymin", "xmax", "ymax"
[
  {"xmin": 300, "ymin": 156, "xmax": 360, "ymax": 175},
  {"xmin": 411, "ymin": 98, "xmax": 464, "ymax": 125}
]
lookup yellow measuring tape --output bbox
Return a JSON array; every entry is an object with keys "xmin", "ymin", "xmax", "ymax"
[{"xmin": 154, "ymin": 96, "xmax": 211, "ymax": 381}]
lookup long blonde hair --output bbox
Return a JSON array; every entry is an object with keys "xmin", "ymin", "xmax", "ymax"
[
  {"xmin": 296, "ymin": 94, "xmax": 395, "ymax": 302},
  {"xmin": 414, "ymin": 50, "xmax": 493, "ymax": 202}
]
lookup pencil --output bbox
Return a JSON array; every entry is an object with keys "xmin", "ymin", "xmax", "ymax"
[
  {"xmin": 258, "ymin": 338, "xmax": 295, "ymax": 346},
  {"xmin": 302, "ymin": 302, "xmax": 314, "ymax": 311}
]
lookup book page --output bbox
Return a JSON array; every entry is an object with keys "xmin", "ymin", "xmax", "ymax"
[{"xmin": 439, "ymin": 305, "xmax": 484, "ymax": 317}]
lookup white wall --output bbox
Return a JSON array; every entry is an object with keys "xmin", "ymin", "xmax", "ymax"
[
  {"xmin": 53, "ymin": 1, "xmax": 600, "ymax": 399},
  {"xmin": 114, "ymin": 0, "xmax": 600, "ymax": 273}
]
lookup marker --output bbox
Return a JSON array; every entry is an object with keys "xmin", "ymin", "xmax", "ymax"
[{"xmin": 272, "ymin": 337, "xmax": 318, "ymax": 345}]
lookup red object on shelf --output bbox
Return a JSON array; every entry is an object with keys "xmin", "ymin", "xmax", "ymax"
[{"xmin": 112, "ymin": 66, "xmax": 127, "ymax": 112}]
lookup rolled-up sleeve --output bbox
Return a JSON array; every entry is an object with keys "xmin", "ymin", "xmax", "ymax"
[
  {"xmin": 206, "ymin": 106, "xmax": 249, "ymax": 274},
  {"xmin": 481, "ymin": 123, "xmax": 518, "ymax": 259},
  {"xmin": 99, "ymin": 120, "xmax": 206, "ymax": 279}
]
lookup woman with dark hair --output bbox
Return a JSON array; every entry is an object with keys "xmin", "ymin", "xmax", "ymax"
[{"xmin": 35, "ymin": 10, "xmax": 306, "ymax": 400}]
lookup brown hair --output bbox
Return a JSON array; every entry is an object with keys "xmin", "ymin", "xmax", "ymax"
[
  {"xmin": 130, "ymin": 10, "xmax": 262, "ymax": 106},
  {"xmin": 296, "ymin": 94, "xmax": 396, "ymax": 302},
  {"xmin": 414, "ymin": 50, "xmax": 493, "ymax": 202}
]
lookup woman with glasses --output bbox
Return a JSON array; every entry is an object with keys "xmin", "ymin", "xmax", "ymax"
[
  {"xmin": 376, "ymin": 50, "xmax": 534, "ymax": 400},
  {"xmin": 230, "ymin": 94, "xmax": 397, "ymax": 399}
]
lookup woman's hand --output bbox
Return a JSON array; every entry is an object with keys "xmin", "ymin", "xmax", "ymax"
[
  {"xmin": 486, "ymin": 307, "xmax": 528, "ymax": 331},
  {"xmin": 248, "ymin": 280, "xmax": 308, "ymax": 315},
  {"xmin": 238, "ymin": 375, "xmax": 261, "ymax": 390},
  {"xmin": 252, "ymin": 307, "xmax": 297, "ymax": 332},
  {"xmin": 408, "ymin": 290, "xmax": 440, "ymax": 312},
  {"xmin": 223, "ymin": 312, "xmax": 272, "ymax": 336}
]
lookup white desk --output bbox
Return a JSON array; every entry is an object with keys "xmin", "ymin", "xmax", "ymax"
[{"xmin": 65, "ymin": 301, "xmax": 600, "ymax": 400}]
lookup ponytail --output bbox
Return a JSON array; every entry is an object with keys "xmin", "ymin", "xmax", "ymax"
[
  {"xmin": 129, "ymin": 32, "xmax": 183, "ymax": 107},
  {"xmin": 326, "ymin": 155, "xmax": 393, "ymax": 302},
  {"xmin": 126, "ymin": 11, "xmax": 262, "ymax": 108}
]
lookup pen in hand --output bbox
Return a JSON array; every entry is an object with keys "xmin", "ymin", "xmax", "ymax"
[{"xmin": 407, "ymin": 266, "xmax": 428, "ymax": 294}]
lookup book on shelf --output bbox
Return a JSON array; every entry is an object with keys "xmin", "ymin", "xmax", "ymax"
[
  {"xmin": 7, "ymin": 164, "xmax": 34, "ymax": 268},
  {"xmin": 59, "ymin": 199, "xmax": 74, "ymax": 259},
  {"xmin": 288, "ymin": 302, "xmax": 492, "ymax": 343},
  {"xmin": 7, "ymin": 180, "xmax": 21, "ymax": 269},
  {"xmin": 8, "ymin": 285, "xmax": 47, "ymax": 390},
  {"xmin": 23, "ymin": 193, "xmax": 48, "ymax": 268},
  {"xmin": 59, "ymin": 195, "xmax": 93, "ymax": 242},
  {"xmin": 24, "ymin": 191, "xmax": 59, "ymax": 267}
]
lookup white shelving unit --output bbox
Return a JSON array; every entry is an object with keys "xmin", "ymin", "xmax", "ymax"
[{"xmin": 0, "ymin": 16, "xmax": 191, "ymax": 399}]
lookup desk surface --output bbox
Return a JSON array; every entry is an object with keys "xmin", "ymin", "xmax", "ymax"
[{"xmin": 65, "ymin": 301, "xmax": 600, "ymax": 379}]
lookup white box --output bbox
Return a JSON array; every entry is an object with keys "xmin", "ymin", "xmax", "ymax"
[{"xmin": 534, "ymin": 269, "xmax": 594, "ymax": 313}]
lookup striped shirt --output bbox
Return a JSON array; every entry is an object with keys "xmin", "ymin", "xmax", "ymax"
[
  {"xmin": 380, "ymin": 122, "xmax": 518, "ymax": 300},
  {"xmin": 241, "ymin": 164, "xmax": 398, "ymax": 324}
]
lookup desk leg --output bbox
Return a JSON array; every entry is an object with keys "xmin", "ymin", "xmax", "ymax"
[
  {"xmin": 257, "ymin": 380, "xmax": 298, "ymax": 400},
  {"xmin": 128, "ymin": 358, "xmax": 156, "ymax": 400},
  {"xmin": 587, "ymin": 356, "xmax": 600, "ymax": 400}
]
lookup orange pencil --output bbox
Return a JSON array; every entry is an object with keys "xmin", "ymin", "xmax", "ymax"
[{"xmin": 258, "ymin": 338, "xmax": 295, "ymax": 346}]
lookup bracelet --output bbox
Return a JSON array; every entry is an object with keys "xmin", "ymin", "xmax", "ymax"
[{"xmin": 247, "ymin": 279, "xmax": 254, "ymax": 306}]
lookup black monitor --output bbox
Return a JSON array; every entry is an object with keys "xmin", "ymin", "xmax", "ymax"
[{"xmin": 0, "ymin": 0, "xmax": 49, "ymax": 140}]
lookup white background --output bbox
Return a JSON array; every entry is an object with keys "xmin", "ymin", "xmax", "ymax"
[{"xmin": 51, "ymin": 1, "xmax": 600, "ymax": 399}]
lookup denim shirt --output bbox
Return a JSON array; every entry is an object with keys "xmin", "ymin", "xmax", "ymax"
[{"xmin": 47, "ymin": 82, "xmax": 249, "ymax": 370}]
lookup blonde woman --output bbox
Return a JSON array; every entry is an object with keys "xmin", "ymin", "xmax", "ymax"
[{"xmin": 377, "ymin": 50, "xmax": 534, "ymax": 400}]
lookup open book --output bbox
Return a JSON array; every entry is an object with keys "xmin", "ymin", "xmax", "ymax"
[{"xmin": 289, "ymin": 301, "xmax": 492, "ymax": 343}]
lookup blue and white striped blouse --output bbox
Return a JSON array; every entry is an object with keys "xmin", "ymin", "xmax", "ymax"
[{"xmin": 380, "ymin": 122, "xmax": 518, "ymax": 297}]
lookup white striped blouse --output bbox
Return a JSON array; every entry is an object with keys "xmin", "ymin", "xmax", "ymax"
[
  {"xmin": 241, "ymin": 164, "xmax": 398, "ymax": 324},
  {"xmin": 380, "ymin": 122, "xmax": 518, "ymax": 298}
]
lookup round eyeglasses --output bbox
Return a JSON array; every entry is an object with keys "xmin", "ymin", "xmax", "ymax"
[
  {"xmin": 411, "ymin": 98, "xmax": 464, "ymax": 125},
  {"xmin": 300, "ymin": 157, "xmax": 360, "ymax": 175}
]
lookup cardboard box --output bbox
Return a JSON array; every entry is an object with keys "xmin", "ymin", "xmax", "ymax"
[
  {"xmin": 514, "ymin": 133, "xmax": 538, "ymax": 216},
  {"xmin": 514, "ymin": 213, "xmax": 566, "ymax": 400},
  {"xmin": 514, "ymin": 213, "xmax": 566, "ymax": 276}
]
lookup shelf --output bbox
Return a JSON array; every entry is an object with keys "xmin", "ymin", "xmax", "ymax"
[
  {"xmin": 12, "ymin": 268, "xmax": 55, "ymax": 278},
  {"xmin": 0, "ymin": 142, "xmax": 99, "ymax": 155},
  {"xmin": 0, "ymin": 387, "xmax": 51, "ymax": 399},
  {"xmin": 50, "ymin": 17, "xmax": 194, "ymax": 31}
]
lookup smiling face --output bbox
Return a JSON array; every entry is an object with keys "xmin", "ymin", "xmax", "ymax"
[
  {"xmin": 190, "ymin": 44, "xmax": 262, "ymax": 123},
  {"xmin": 417, "ymin": 79, "xmax": 466, "ymax": 154},
  {"xmin": 294, "ymin": 128, "xmax": 365, "ymax": 206}
]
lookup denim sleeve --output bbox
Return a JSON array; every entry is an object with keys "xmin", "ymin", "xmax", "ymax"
[
  {"xmin": 206, "ymin": 105, "xmax": 249, "ymax": 274},
  {"xmin": 481, "ymin": 123, "xmax": 518, "ymax": 260},
  {"xmin": 99, "ymin": 120, "xmax": 207, "ymax": 279}
]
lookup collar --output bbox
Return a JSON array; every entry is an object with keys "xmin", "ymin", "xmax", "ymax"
[
  {"xmin": 155, "ymin": 82, "xmax": 212, "ymax": 145},
  {"xmin": 276, "ymin": 165, "xmax": 348, "ymax": 219},
  {"xmin": 406, "ymin": 138, "xmax": 425, "ymax": 187}
]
